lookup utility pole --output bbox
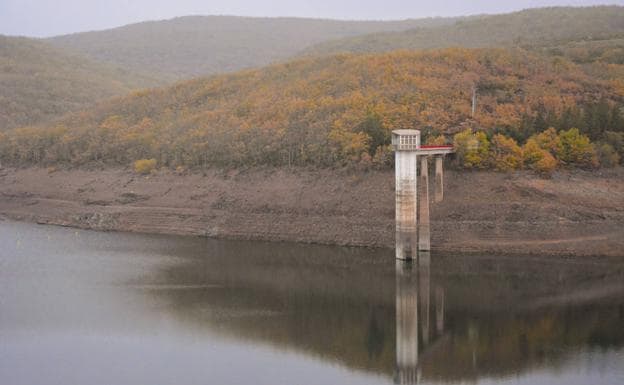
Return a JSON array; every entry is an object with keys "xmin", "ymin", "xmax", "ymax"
[{"xmin": 471, "ymin": 86, "xmax": 477, "ymax": 118}]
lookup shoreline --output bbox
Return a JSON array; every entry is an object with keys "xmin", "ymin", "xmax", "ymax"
[{"xmin": 1, "ymin": 167, "xmax": 623, "ymax": 257}]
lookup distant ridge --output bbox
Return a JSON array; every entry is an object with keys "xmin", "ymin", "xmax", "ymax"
[
  {"xmin": 0, "ymin": 35, "xmax": 160, "ymax": 130},
  {"xmin": 46, "ymin": 15, "xmax": 463, "ymax": 80},
  {"xmin": 300, "ymin": 6, "xmax": 624, "ymax": 62}
]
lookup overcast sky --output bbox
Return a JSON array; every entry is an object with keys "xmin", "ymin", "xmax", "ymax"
[{"xmin": 1, "ymin": 0, "xmax": 622, "ymax": 37}]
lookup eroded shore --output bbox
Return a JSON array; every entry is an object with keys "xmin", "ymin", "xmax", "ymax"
[{"xmin": 0, "ymin": 167, "xmax": 623, "ymax": 257}]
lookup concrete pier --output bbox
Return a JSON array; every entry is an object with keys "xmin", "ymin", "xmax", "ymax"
[
  {"xmin": 434, "ymin": 156, "xmax": 444, "ymax": 203},
  {"xmin": 418, "ymin": 157, "xmax": 431, "ymax": 252}
]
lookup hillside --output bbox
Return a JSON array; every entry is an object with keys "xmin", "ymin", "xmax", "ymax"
[
  {"xmin": 302, "ymin": 6, "xmax": 624, "ymax": 65},
  {"xmin": 47, "ymin": 15, "xmax": 462, "ymax": 79},
  {"xmin": 0, "ymin": 35, "xmax": 161, "ymax": 130},
  {"xmin": 1, "ymin": 48, "xmax": 621, "ymax": 168}
]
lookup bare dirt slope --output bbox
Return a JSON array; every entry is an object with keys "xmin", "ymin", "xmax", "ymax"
[{"xmin": 0, "ymin": 167, "xmax": 622, "ymax": 257}]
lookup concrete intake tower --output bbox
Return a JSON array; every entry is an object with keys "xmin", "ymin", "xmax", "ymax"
[{"xmin": 392, "ymin": 130, "xmax": 454, "ymax": 260}]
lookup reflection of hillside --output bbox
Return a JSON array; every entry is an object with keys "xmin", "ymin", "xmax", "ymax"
[
  {"xmin": 420, "ymin": 303, "xmax": 624, "ymax": 383},
  {"xmin": 140, "ymin": 238, "xmax": 624, "ymax": 382},
  {"xmin": 147, "ymin": 240, "xmax": 398, "ymax": 375}
]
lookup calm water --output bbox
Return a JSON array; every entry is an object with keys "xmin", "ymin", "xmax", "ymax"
[{"xmin": 0, "ymin": 221, "xmax": 623, "ymax": 385}]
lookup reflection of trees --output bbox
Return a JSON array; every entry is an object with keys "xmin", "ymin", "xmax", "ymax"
[
  {"xmin": 403, "ymin": 257, "xmax": 624, "ymax": 383},
  {"xmin": 140, "ymin": 239, "xmax": 624, "ymax": 383}
]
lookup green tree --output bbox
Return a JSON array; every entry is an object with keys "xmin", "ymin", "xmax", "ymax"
[
  {"xmin": 603, "ymin": 131, "xmax": 624, "ymax": 164},
  {"xmin": 453, "ymin": 129, "xmax": 491, "ymax": 169},
  {"xmin": 355, "ymin": 111, "xmax": 390, "ymax": 157},
  {"xmin": 556, "ymin": 128, "xmax": 598, "ymax": 168},
  {"xmin": 596, "ymin": 143, "xmax": 620, "ymax": 167}
]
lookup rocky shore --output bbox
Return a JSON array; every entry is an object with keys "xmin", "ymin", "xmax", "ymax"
[{"xmin": 0, "ymin": 166, "xmax": 623, "ymax": 257}]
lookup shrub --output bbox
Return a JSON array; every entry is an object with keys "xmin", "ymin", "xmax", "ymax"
[
  {"xmin": 535, "ymin": 151, "xmax": 558, "ymax": 174},
  {"xmin": 133, "ymin": 158, "xmax": 157, "ymax": 174},
  {"xmin": 532, "ymin": 127, "xmax": 560, "ymax": 155},
  {"xmin": 523, "ymin": 138, "xmax": 545, "ymax": 166},
  {"xmin": 604, "ymin": 131, "xmax": 624, "ymax": 164},
  {"xmin": 556, "ymin": 128, "xmax": 598, "ymax": 168},
  {"xmin": 596, "ymin": 143, "xmax": 620, "ymax": 167},
  {"xmin": 523, "ymin": 137, "xmax": 558, "ymax": 174},
  {"xmin": 371, "ymin": 144, "xmax": 393, "ymax": 168},
  {"xmin": 491, "ymin": 134, "xmax": 523, "ymax": 171},
  {"xmin": 453, "ymin": 129, "xmax": 490, "ymax": 169}
]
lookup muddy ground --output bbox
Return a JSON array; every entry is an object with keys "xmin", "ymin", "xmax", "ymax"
[{"xmin": 0, "ymin": 166, "xmax": 622, "ymax": 257}]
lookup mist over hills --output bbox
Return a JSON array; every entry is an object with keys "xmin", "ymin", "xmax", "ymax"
[
  {"xmin": 301, "ymin": 6, "xmax": 624, "ymax": 63},
  {"xmin": 0, "ymin": 35, "xmax": 161, "ymax": 130},
  {"xmin": 47, "ymin": 15, "xmax": 462, "ymax": 80}
]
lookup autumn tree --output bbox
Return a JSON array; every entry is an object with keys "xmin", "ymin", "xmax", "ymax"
[
  {"xmin": 556, "ymin": 128, "xmax": 598, "ymax": 168},
  {"xmin": 453, "ymin": 129, "xmax": 490, "ymax": 169},
  {"xmin": 490, "ymin": 134, "xmax": 523, "ymax": 171},
  {"xmin": 522, "ymin": 138, "xmax": 558, "ymax": 174}
]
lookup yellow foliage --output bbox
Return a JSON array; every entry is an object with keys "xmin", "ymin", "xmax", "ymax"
[
  {"xmin": 612, "ymin": 79, "xmax": 624, "ymax": 97},
  {"xmin": 0, "ymin": 48, "xmax": 619, "ymax": 170},
  {"xmin": 425, "ymin": 135, "xmax": 447, "ymax": 146},
  {"xmin": 491, "ymin": 134, "xmax": 523, "ymax": 171},
  {"xmin": 535, "ymin": 151, "xmax": 558, "ymax": 174},
  {"xmin": 133, "ymin": 158, "xmax": 157, "ymax": 174},
  {"xmin": 523, "ymin": 139, "xmax": 558, "ymax": 174},
  {"xmin": 556, "ymin": 128, "xmax": 598, "ymax": 168},
  {"xmin": 453, "ymin": 129, "xmax": 490, "ymax": 169},
  {"xmin": 532, "ymin": 127, "xmax": 561, "ymax": 155},
  {"xmin": 328, "ymin": 128, "xmax": 369, "ymax": 162}
]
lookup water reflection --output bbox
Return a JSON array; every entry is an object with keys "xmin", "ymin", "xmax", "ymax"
[
  {"xmin": 393, "ymin": 254, "xmax": 624, "ymax": 384},
  {"xmin": 1, "ymin": 221, "xmax": 624, "ymax": 385},
  {"xmin": 395, "ymin": 254, "xmax": 446, "ymax": 384},
  {"xmin": 395, "ymin": 260, "xmax": 420, "ymax": 384},
  {"xmin": 146, "ymin": 239, "xmax": 624, "ymax": 384}
]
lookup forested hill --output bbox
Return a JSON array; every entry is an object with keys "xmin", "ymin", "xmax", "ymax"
[
  {"xmin": 0, "ymin": 35, "xmax": 161, "ymax": 130},
  {"xmin": 46, "ymin": 15, "xmax": 462, "ymax": 80},
  {"xmin": 2, "ymin": 48, "xmax": 621, "ymax": 169},
  {"xmin": 301, "ymin": 6, "xmax": 624, "ymax": 63}
]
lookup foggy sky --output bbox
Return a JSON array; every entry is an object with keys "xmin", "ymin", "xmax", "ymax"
[{"xmin": 1, "ymin": 0, "xmax": 621, "ymax": 38}]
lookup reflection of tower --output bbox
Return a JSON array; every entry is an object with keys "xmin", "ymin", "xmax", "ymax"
[
  {"xmin": 395, "ymin": 260, "xmax": 419, "ymax": 384},
  {"xmin": 395, "ymin": 257, "xmax": 445, "ymax": 385},
  {"xmin": 419, "ymin": 255, "xmax": 430, "ymax": 348}
]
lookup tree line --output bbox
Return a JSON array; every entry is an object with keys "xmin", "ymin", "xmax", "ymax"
[{"xmin": 0, "ymin": 49, "xmax": 622, "ymax": 172}]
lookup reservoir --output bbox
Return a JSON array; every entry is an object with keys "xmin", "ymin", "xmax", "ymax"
[{"xmin": 0, "ymin": 220, "xmax": 623, "ymax": 385}]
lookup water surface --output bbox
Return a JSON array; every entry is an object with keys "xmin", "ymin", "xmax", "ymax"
[{"xmin": 0, "ymin": 221, "xmax": 623, "ymax": 384}]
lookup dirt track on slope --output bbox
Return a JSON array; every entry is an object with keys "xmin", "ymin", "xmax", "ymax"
[{"xmin": 0, "ymin": 166, "xmax": 622, "ymax": 257}]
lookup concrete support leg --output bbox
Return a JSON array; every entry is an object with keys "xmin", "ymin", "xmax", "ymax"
[
  {"xmin": 418, "ymin": 157, "xmax": 431, "ymax": 251},
  {"xmin": 434, "ymin": 156, "xmax": 444, "ymax": 203}
]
